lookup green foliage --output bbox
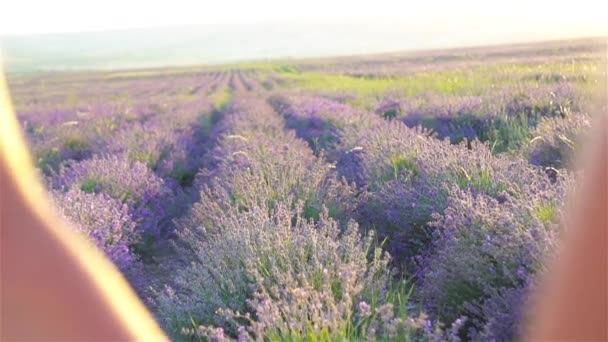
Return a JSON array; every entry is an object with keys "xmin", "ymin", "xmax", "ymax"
[
  {"xmin": 381, "ymin": 107, "xmax": 399, "ymax": 120},
  {"xmin": 535, "ymin": 204, "xmax": 558, "ymax": 224},
  {"xmin": 79, "ymin": 178, "xmax": 99, "ymax": 193},
  {"xmin": 132, "ymin": 151, "xmax": 158, "ymax": 169},
  {"xmin": 382, "ymin": 154, "xmax": 418, "ymax": 183},
  {"xmin": 36, "ymin": 147, "xmax": 61, "ymax": 173},
  {"xmin": 453, "ymin": 167, "xmax": 507, "ymax": 197},
  {"xmin": 310, "ymin": 133, "xmax": 339, "ymax": 155},
  {"xmin": 198, "ymin": 87, "xmax": 232, "ymax": 138},
  {"xmin": 62, "ymin": 136, "xmax": 88, "ymax": 150},
  {"xmin": 441, "ymin": 280, "xmax": 485, "ymax": 319},
  {"xmin": 277, "ymin": 68, "xmax": 494, "ymax": 100},
  {"xmin": 170, "ymin": 162, "xmax": 197, "ymax": 187},
  {"xmin": 486, "ymin": 116, "xmax": 532, "ymax": 154},
  {"xmin": 131, "ymin": 232, "xmax": 156, "ymax": 262},
  {"xmin": 212, "ymin": 87, "xmax": 232, "ymax": 111},
  {"xmin": 275, "ymin": 65, "xmax": 299, "ymax": 74}
]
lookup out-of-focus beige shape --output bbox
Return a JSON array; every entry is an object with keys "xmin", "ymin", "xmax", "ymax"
[
  {"xmin": 525, "ymin": 66, "xmax": 607, "ymax": 340},
  {"xmin": 0, "ymin": 63, "xmax": 168, "ymax": 341}
]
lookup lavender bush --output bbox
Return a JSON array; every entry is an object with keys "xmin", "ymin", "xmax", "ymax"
[
  {"xmin": 50, "ymin": 155, "xmax": 175, "ymax": 237},
  {"xmin": 50, "ymin": 187, "xmax": 138, "ymax": 271},
  {"xmin": 270, "ymin": 94, "xmax": 381, "ymax": 159},
  {"xmin": 417, "ymin": 175, "xmax": 572, "ymax": 339},
  {"xmin": 191, "ymin": 96, "xmax": 356, "ymax": 221},
  {"xmin": 158, "ymin": 201, "xmax": 399, "ymax": 340},
  {"xmin": 527, "ymin": 112, "xmax": 591, "ymax": 169},
  {"xmin": 393, "ymin": 84, "xmax": 582, "ymax": 154},
  {"xmin": 275, "ymin": 95, "xmax": 561, "ymax": 266},
  {"xmin": 271, "ymin": 92, "xmax": 581, "ymax": 339}
]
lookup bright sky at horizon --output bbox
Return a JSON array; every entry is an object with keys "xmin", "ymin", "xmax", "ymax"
[{"xmin": 1, "ymin": 0, "xmax": 606, "ymax": 37}]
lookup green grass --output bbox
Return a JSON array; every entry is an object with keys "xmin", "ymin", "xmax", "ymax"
[
  {"xmin": 381, "ymin": 154, "xmax": 418, "ymax": 183},
  {"xmin": 272, "ymin": 61, "xmax": 601, "ymax": 109},
  {"xmin": 453, "ymin": 168, "xmax": 507, "ymax": 197},
  {"xmin": 535, "ymin": 204, "xmax": 558, "ymax": 224},
  {"xmin": 35, "ymin": 147, "xmax": 61, "ymax": 174},
  {"xmin": 211, "ymin": 86, "xmax": 232, "ymax": 111},
  {"xmin": 197, "ymin": 85, "xmax": 232, "ymax": 138},
  {"xmin": 486, "ymin": 116, "xmax": 533, "ymax": 154},
  {"xmin": 79, "ymin": 178, "xmax": 99, "ymax": 193},
  {"xmin": 132, "ymin": 151, "xmax": 158, "ymax": 169}
]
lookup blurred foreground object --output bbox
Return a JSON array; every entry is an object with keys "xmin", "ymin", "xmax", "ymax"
[
  {"xmin": 525, "ymin": 84, "xmax": 607, "ymax": 339},
  {"xmin": 0, "ymin": 64, "xmax": 167, "ymax": 341}
]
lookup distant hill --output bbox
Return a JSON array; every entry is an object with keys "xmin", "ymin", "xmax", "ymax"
[{"xmin": 2, "ymin": 22, "xmax": 605, "ymax": 73}]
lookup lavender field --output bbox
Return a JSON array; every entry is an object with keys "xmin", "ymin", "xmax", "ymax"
[{"xmin": 7, "ymin": 37, "xmax": 607, "ymax": 340}]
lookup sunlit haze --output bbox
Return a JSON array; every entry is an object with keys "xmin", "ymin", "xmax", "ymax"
[
  {"xmin": 1, "ymin": 0, "xmax": 606, "ymax": 71},
  {"xmin": 2, "ymin": 0, "xmax": 605, "ymax": 37}
]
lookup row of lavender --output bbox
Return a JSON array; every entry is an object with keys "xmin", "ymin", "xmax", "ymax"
[
  {"xmin": 373, "ymin": 82, "xmax": 593, "ymax": 168},
  {"xmin": 13, "ymin": 72, "xmax": 235, "ymax": 272},
  {"xmin": 11, "ymin": 68, "xmax": 272, "ymax": 275},
  {"xmin": 270, "ymin": 94, "xmax": 574, "ymax": 340},
  {"xmin": 16, "ymin": 71, "xmax": 230, "ymax": 180},
  {"xmin": 153, "ymin": 93, "xmax": 471, "ymax": 340}
]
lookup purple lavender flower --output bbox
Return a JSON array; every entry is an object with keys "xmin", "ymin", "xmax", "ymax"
[
  {"xmin": 50, "ymin": 187, "xmax": 137, "ymax": 271},
  {"xmin": 49, "ymin": 155, "xmax": 175, "ymax": 236}
]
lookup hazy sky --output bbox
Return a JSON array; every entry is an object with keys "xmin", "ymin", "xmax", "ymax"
[
  {"xmin": 1, "ymin": 0, "xmax": 606, "ymax": 37},
  {"xmin": 1, "ymin": 0, "xmax": 606, "ymax": 71}
]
